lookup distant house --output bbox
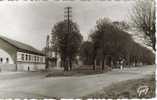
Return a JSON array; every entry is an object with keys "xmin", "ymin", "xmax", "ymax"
[{"xmin": 0, "ymin": 35, "xmax": 45, "ymax": 71}]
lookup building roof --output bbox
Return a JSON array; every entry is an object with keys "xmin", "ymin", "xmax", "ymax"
[{"xmin": 0, "ymin": 35, "xmax": 44, "ymax": 55}]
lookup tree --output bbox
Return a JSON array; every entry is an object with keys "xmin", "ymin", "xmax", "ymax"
[
  {"xmin": 79, "ymin": 41, "xmax": 93, "ymax": 65},
  {"xmin": 130, "ymin": 0, "xmax": 156, "ymax": 51},
  {"xmin": 51, "ymin": 20, "xmax": 83, "ymax": 71},
  {"xmin": 90, "ymin": 18, "xmax": 133, "ymax": 70},
  {"xmin": 90, "ymin": 28, "xmax": 102, "ymax": 70},
  {"xmin": 88, "ymin": 16, "xmax": 155, "ymax": 70}
]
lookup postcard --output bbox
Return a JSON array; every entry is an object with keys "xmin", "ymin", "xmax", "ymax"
[{"xmin": 0, "ymin": 0, "xmax": 156, "ymax": 99}]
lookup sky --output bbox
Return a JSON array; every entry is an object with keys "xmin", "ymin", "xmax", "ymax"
[{"xmin": 0, "ymin": 0, "xmax": 135, "ymax": 50}]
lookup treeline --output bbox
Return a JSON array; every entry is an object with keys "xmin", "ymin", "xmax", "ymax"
[
  {"xmin": 51, "ymin": 18, "xmax": 155, "ymax": 71},
  {"xmin": 79, "ymin": 18, "xmax": 155, "ymax": 70}
]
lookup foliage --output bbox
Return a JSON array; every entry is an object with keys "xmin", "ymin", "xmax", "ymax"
[
  {"xmin": 51, "ymin": 20, "xmax": 83, "ymax": 71},
  {"xmin": 130, "ymin": 0, "xmax": 156, "ymax": 51},
  {"xmin": 89, "ymin": 18, "xmax": 133, "ymax": 69},
  {"xmin": 83, "ymin": 17, "xmax": 155, "ymax": 70},
  {"xmin": 79, "ymin": 41, "xmax": 93, "ymax": 65}
]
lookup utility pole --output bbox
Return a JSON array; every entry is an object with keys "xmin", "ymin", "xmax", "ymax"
[
  {"xmin": 45, "ymin": 34, "xmax": 50, "ymax": 70},
  {"xmin": 64, "ymin": 6, "xmax": 72, "ymax": 34},
  {"xmin": 64, "ymin": 6, "xmax": 72, "ymax": 71}
]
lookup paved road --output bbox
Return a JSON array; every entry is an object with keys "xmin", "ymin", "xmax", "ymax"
[{"xmin": 0, "ymin": 65, "xmax": 155, "ymax": 98}]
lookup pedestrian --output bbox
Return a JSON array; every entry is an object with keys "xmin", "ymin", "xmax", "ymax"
[{"xmin": 120, "ymin": 59, "xmax": 125, "ymax": 70}]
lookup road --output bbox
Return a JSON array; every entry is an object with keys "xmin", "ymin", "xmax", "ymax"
[{"xmin": 0, "ymin": 65, "xmax": 155, "ymax": 98}]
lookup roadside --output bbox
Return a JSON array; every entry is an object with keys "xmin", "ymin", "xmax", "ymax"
[
  {"xmin": 46, "ymin": 65, "xmax": 111, "ymax": 77},
  {"xmin": 83, "ymin": 75, "xmax": 155, "ymax": 99}
]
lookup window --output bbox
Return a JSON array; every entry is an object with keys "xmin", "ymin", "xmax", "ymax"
[
  {"xmin": 25, "ymin": 54, "xmax": 28, "ymax": 61},
  {"xmin": 6, "ymin": 58, "xmax": 9, "ymax": 63},
  {"xmin": 21, "ymin": 54, "xmax": 24, "ymax": 61},
  {"xmin": 29, "ymin": 55, "xmax": 31, "ymax": 61},
  {"xmin": 31, "ymin": 55, "xmax": 34, "ymax": 62},
  {"xmin": 37, "ymin": 56, "xmax": 39, "ymax": 62},
  {"xmin": 0, "ymin": 58, "xmax": 3, "ymax": 63},
  {"xmin": 34, "ymin": 56, "xmax": 36, "ymax": 62},
  {"xmin": 40, "ymin": 57, "xmax": 43, "ymax": 63}
]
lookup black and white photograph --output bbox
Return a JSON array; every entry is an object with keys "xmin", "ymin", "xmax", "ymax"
[{"xmin": 0, "ymin": 0, "xmax": 156, "ymax": 99}]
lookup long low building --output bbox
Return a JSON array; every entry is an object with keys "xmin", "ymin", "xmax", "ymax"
[{"xmin": 0, "ymin": 35, "xmax": 45, "ymax": 71}]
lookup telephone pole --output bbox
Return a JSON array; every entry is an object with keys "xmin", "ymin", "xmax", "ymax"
[
  {"xmin": 64, "ymin": 6, "xmax": 72, "ymax": 34},
  {"xmin": 64, "ymin": 7, "xmax": 72, "ymax": 71}
]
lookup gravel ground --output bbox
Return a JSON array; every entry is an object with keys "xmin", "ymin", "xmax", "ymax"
[{"xmin": 0, "ymin": 65, "xmax": 155, "ymax": 98}]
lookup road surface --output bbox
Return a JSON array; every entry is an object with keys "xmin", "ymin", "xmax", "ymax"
[{"xmin": 0, "ymin": 65, "xmax": 155, "ymax": 98}]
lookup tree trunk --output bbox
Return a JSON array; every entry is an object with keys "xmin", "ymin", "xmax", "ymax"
[
  {"xmin": 66, "ymin": 59, "xmax": 69, "ymax": 71},
  {"xmin": 87, "ymin": 55, "xmax": 89, "ymax": 65},
  {"xmin": 92, "ymin": 59, "xmax": 96, "ymax": 70},
  {"xmin": 63, "ymin": 59, "xmax": 66, "ymax": 71},
  {"xmin": 102, "ymin": 57, "xmax": 105, "ymax": 70},
  {"xmin": 69, "ymin": 59, "xmax": 72, "ymax": 71},
  {"xmin": 108, "ymin": 56, "xmax": 112, "ymax": 67},
  {"xmin": 63, "ymin": 58, "xmax": 68, "ymax": 71},
  {"xmin": 152, "ymin": 35, "xmax": 156, "ymax": 51},
  {"xmin": 45, "ymin": 57, "xmax": 49, "ymax": 70},
  {"xmin": 135, "ymin": 59, "xmax": 137, "ymax": 67}
]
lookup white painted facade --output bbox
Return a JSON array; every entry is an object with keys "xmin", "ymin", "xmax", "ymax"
[
  {"xmin": 0, "ymin": 50, "xmax": 46, "ymax": 71},
  {"xmin": 16, "ymin": 51, "xmax": 45, "ymax": 71},
  {"xmin": 0, "ymin": 49, "xmax": 16, "ymax": 71},
  {"xmin": 0, "ymin": 35, "xmax": 46, "ymax": 71},
  {"xmin": 16, "ymin": 51, "xmax": 45, "ymax": 63},
  {"xmin": 0, "ymin": 49, "xmax": 14, "ymax": 64}
]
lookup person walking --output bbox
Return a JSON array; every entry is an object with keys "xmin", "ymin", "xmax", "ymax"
[{"xmin": 120, "ymin": 58, "xmax": 125, "ymax": 70}]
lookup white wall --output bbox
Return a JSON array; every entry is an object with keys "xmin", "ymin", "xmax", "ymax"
[
  {"xmin": 0, "ymin": 64, "xmax": 16, "ymax": 71},
  {"xmin": 0, "ymin": 49, "xmax": 14, "ymax": 64},
  {"xmin": 16, "ymin": 51, "xmax": 46, "ymax": 71},
  {"xmin": 17, "ymin": 63, "xmax": 45, "ymax": 71},
  {"xmin": 0, "ymin": 50, "xmax": 46, "ymax": 71}
]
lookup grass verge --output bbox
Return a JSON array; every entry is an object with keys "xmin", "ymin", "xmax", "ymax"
[
  {"xmin": 46, "ymin": 65, "xmax": 111, "ymax": 77},
  {"xmin": 83, "ymin": 75, "xmax": 155, "ymax": 99}
]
